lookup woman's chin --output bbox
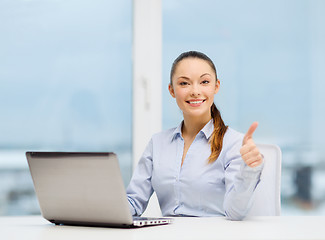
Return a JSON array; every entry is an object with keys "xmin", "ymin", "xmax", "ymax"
[{"xmin": 183, "ymin": 110, "xmax": 211, "ymax": 120}]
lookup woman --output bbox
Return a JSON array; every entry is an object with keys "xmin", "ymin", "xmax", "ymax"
[{"xmin": 127, "ymin": 51, "xmax": 264, "ymax": 220}]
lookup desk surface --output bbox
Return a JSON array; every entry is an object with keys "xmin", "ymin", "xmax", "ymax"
[{"xmin": 1, "ymin": 215, "xmax": 324, "ymax": 240}]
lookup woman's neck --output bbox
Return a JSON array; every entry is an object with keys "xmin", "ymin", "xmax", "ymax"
[{"xmin": 182, "ymin": 114, "xmax": 212, "ymax": 139}]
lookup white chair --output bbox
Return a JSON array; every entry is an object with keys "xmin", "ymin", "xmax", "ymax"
[{"xmin": 247, "ymin": 143, "xmax": 282, "ymax": 216}]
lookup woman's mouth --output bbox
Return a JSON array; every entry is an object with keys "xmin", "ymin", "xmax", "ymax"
[{"xmin": 186, "ymin": 99, "xmax": 206, "ymax": 107}]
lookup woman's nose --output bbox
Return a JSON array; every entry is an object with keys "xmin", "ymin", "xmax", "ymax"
[{"xmin": 190, "ymin": 84, "xmax": 201, "ymax": 97}]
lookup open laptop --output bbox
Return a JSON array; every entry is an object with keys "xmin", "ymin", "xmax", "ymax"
[{"xmin": 26, "ymin": 152, "xmax": 172, "ymax": 227}]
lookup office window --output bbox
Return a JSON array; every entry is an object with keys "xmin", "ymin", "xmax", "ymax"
[
  {"xmin": 0, "ymin": 0, "xmax": 132, "ymax": 215},
  {"xmin": 162, "ymin": 0, "xmax": 325, "ymax": 215}
]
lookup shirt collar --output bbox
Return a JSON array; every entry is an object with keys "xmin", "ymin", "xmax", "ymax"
[
  {"xmin": 171, "ymin": 121, "xmax": 184, "ymax": 141},
  {"xmin": 171, "ymin": 119, "xmax": 214, "ymax": 142},
  {"xmin": 200, "ymin": 119, "xmax": 214, "ymax": 139}
]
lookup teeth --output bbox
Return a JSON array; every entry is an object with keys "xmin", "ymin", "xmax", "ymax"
[{"xmin": 189, "ymin": 100, "xmax": 203, "ymax": 104}]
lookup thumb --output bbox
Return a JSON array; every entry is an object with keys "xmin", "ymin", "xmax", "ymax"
[{"xmin": 243, "ymin": 122, "xmax": 259, "ymax": 145}]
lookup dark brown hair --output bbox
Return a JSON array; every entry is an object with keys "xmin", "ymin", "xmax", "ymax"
[{"xmin": 170, "ymin": 51, "xmax": 228, "ymax": 163}]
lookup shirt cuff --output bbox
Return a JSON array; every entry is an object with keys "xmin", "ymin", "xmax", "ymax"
[
  {"xmin": 240, "ymin": 158, "xmax": 264, "ymax": 179},
  {"xmin": 127, "ymin": 198, "xmax": 137, "ymax": 216}
]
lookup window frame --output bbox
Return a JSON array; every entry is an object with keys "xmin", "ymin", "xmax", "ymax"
[{"xmin": 132, "ymin": 0, "xmax": 162, "ymax": 168}]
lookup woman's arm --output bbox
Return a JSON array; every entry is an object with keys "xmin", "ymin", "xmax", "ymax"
[
  {"xmin": 126, "ymin": 139, "xmax": 154, "ymax": 216},
  {"xmin": 223, "ymin": 134, "xmax": 264, "ymax": 220}
]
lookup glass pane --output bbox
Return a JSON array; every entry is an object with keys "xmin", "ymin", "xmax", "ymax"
[
  {"xmin": 0, "ymin": 0, "xmax": 132, "ymax": 215},
  {"xmin": 163, "ymin": 0, "xmax": 325, "ymax": 215}
]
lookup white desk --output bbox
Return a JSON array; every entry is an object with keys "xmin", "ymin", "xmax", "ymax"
[{"xmin": 1, "ymin": 215, "xmax": 324, "ymax": 240}]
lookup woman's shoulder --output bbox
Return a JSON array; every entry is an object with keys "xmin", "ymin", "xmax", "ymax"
[
  {"xmin": 151, "ymin": 126, "xmax": 179, "ymax": 142},
  {"xmin": 219, "ymin": 127, "xmax": 245, "ymax": 162},
  {"xmin": 223, "ymin": 127, "xmax": 245, "ymax": 148}
]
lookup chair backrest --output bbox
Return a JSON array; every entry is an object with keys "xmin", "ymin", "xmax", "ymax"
[{"xmin": 247, "ymin": 143, "xmax": 282, "ymax": 216}]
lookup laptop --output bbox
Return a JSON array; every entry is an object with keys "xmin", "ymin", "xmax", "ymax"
[{"xmin": 26, "ymin": 152, "xmax": 172, "ymax": 227}]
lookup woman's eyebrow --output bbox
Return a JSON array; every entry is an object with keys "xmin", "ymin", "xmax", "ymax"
[
  {"xmin": 200, "ymin": 73, "xmax": 212, "ymax": 78},
  {"xmin": 177, "ymin": 76, "xmax": 190, "ymax": 80},
  {"xmin": 178, "ymin": 73, "xmax": 211, "ymax": 80}
]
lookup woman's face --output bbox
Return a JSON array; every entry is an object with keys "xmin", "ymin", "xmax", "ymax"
[{"xmin": 169, "ymin": 58, "xmax": 220, "ymax": 120}]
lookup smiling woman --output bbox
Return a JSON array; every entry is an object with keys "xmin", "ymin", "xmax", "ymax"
[{"xmin": 126, "ymin": 51, "xmax": 264, "ymax": 220}]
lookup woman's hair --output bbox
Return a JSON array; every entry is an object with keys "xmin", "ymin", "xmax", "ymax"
[{"xmin": 170, "ymin": 51, "xmax": 228, "ymax": 163}]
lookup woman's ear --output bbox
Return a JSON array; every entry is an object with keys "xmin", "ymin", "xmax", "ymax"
[
  {"xmin": 215, "ymin": 79, "xmax": 220, "ymax": 94},
  {"xmin": 168, "ymin": 84, "xmax": 175, "ymax": 98}
]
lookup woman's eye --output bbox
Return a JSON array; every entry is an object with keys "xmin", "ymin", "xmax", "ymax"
[
  {"xmin": 180, "ymin": 82, "xmax": 188, "ymax": 86},
  {"xmin": 202, "ymin": 80, "xmax": 210, "ymax": 84}
]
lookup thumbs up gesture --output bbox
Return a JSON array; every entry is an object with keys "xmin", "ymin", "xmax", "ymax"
[{"xmin": 240, "ymin": 122, "xmax": 263, "ymax": 168}]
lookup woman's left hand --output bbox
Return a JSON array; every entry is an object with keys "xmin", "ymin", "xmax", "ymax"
[{"xmin": 240, "ymin": 122, "xmax": 263, "ymax": 168}]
